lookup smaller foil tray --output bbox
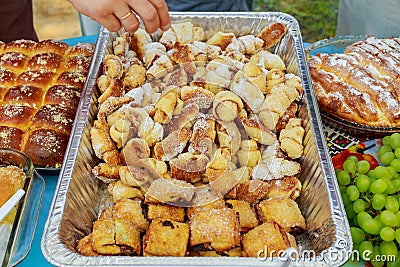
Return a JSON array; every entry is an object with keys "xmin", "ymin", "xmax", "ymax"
[
  {"xmin": 306, "ymin": 35, "xmax": 400, "ymax": 138},
  {"xmin": 41, "ymin": 12, "xmax": 352, "ymax": 267}
]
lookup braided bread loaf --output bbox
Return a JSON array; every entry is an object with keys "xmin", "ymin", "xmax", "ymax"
[
  {"xmin": 309, "ymin": 36, "xmax": 400, "ymax": 127},
  {"xmin": 0, "ymin": 39, "xmax": 94, "ymax": 167}
]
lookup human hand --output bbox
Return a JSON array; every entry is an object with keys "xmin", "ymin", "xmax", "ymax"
[{"xmin": 68, "ymin": 0, "xmax": 170, "ymax": 34}]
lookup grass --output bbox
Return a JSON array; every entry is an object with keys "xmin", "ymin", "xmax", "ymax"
[{"xmin": 254, "ymin": 0, "xmax": 339, "ymax": 43}]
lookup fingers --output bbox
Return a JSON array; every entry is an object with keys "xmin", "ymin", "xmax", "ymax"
[
  {"xmin": 148, "ymin": 0, "xmax": 170, "ymax": 31},
  {"xmin": 70, "ymin": 0, "xmax": 170, "ymax": 34},
  {"xmin": 116, "ymin": 10, "xmax": 141, "ymax": 34}
]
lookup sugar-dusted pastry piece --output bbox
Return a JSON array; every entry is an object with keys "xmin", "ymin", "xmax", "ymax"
[
  {"xmin": 159, "ymin": 22, "xmax": 205, "ymax": 49},
  {"xmin": 170, "ymin": 152, "xmax": 209, "ymax": 183},
  {"xmin": 225, "ymin": 35, "xmax": 264, "ymax": 55},
  {"xmin": 279, "ymin": 118, "xmax": 305, "ymax": 159},
  {"xmin": 90, "ymin": 119, "xmax": 121, "ymax": 166},
  {"xmin": 241, "ymin": 116, "xmax": 276, "ymax": 146},
  {"xmin": 236, "ymin": 139, "xmax": 261, "ymax": 168},
  {"xmin": 226, "ymin": 199, "xmax": 258, "ymax": 229},
  {"xmin": 256, "ymin": 198, "xmax": 306, "ymax": 232},
  {"xmin": 212, "ymin": 91, "xmax": 243, "ymax": 122},
  {"xmin": 188, "ymin": 114, "xmax": 216, "ymax": 156},
  {"xmin": 92, "ymin": 163, "xmax": 120, "ymax": 184},
  {"xmin": 145, "ymin": 178, "xmax": 195, "ymax": 206},
  {"xmin": 154, "ymin": 127, "xmax": 191, "ymax": 161},
  {"xmin": 107, "ymin": 180, "xmax": 144, "ymax": 202},
  {"xmin": 265, "ymin": 176, "xmax": 302, "ymax": 200},
  {"xmin": 242, "ymin": 221, "xmax": 292, "ymax": 257},
  {"xmin": 189, "ymin": 206, "xmax": 240, "ymax": 252},
  {"xmin": 206, "ymin": 31, "xmax": 236, "ymax": 51},
  {"xmin": 251, "ymin": 141, "xmax": 301, "ymax": 181},
  {"xmin": 258, "ymin": 22, "xmax": 287, "ymax": 48},
  {"xmin": 77, "ymin": 234, "xmax": 99, "ymax": 256},
  {"xmin": 249, "ymin": 50, "xmax": 286, "ymax": 71},
  {"xmin": 143, "ymin": 219, "xmax": 190, "ymax": 256},
  {"xmin": 147, "ymin": 204, "xmax": 185, "ymax": 222},
  {"xmin": 258, "ymin": 83, "xmax": 299, "ymax": 130},
  {"xmin": 92, "ymin": 219, "xmax": 141, "ymax": 255}
]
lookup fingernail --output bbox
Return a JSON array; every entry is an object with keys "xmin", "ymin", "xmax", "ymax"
[{"xmin": 161, "ymin": 23, "xmax": 170, "ymax": 31}]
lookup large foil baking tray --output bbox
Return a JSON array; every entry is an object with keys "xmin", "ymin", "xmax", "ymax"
[{"xmin": 41, "ymin": 12, "xmax": 351, "ymax": 267}]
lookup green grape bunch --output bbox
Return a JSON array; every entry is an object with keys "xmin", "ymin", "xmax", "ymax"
[{"xmin": 336, "ymin": 133, "xmax": 400, "ymax": 267}]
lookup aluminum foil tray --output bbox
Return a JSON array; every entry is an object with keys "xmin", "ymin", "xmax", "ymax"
[{"xmin": 41, "ymin": 12, "xmax": 351, "ymax": 267}]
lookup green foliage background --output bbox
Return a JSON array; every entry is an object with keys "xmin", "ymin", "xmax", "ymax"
[{"xmin": 254, "ymin": 0, "xmax": 339, "ymax": 42}]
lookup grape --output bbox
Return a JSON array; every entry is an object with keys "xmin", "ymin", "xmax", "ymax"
[
  {"xmin": 347, "ymin": 185, "xmax": 360, "ymax": 201},
  {"xmin": 345, "ymin": 205, "xmax": 356, "ymax": 220},
  {"xmin": 395, "ymin": 147, "xmax": 400, "ymax": 159},
  {"xmin": 370, "ymin": 179, "xmax": 388, "ymax": 194},
  {"xmin": 374, "ymin": 166, "xmax": 392, "ymax": 180},
  {"xmin": 371, "ymin": 245, "xmax": 385, "ymax": 267},
  {"xmin": 357, "ymin": 160, "xmax": 371, "ymax": 174},
  {"xmin": 341, "ymin": 192, "xmax": 351, "ymax": 207},
  {"xmin": 358, "ymin": 240, "xmax": 373, "ymax": 261},
  {"xmin": 393, "ymin": 179, "xmax": 400, "ymax": 191},
  {"xmin": 380, "ymin": 226, "xmax": 395, "ymax": 241},
  {"xmin": 380, "ymin": 241, "xmax": 398, "ymax": 258},
  {"xmin": 372, "ymin": 193, "xmax": 386, "ymax": 210},
  {"xmin": 381, "ymin": 210, "xmax": 398, "ymax": 227},
  {"xmin": 343, "ymin": 160, "xmax": 357, "ymax": 175},
  {"xmin": 386, "ymin": 166, "xmax": 397, "ymax": 178},
  {"xmin": 390, "ymin": 133, "xmax": 400, "ymax": 150},
  {"xmin": 353, "ymin": 215, "xmax": 359, "ymax": 227},
  {"xmin": 339, "ymin": 185, "xmax": 347, "ymax": 194},
  {"xmin": 385, "ymin": 196, "xmax": 400, "ymax": 213},
  {"xmin": 346, "ymin": 155, "xmax": 359, "ymax": 163},
  {"xmin": 350, "ymin": 227, "xmax": 365, "ymax": 243},
  {"xmin": 337, "ymin": 170, "xmax": 351, "ymax": 185},
  {"xmin": 361, "ymin": 218, "xmax": 382, "ymax": 235},
  {"xmin": 390, "ymin": 159, "xmax": 400, "ymax": 172},
  {"xmin": 387, "ymin": 257, "xmax": 400, "ymax": 267},
  {"xmin": 380, "ymin": 152, "xmax": 396, "ymax": 165},
  {"xmin": 384, "ymin": 179, "xmax": 396, "ymax": 195},
  {"xmin": 356, "ymin": 174, "xmax": 370, "ymax": 192},
  {"xmin": 368, "ymin": 169, "xmax": 377, "ymax": 180},
  {"xmin": 353, "ymin": 199, "xmax": 366, "ymax": 213},
  {"xmin": 378, "ymin": 145, "xmax": 393, "ymax": 158},
  {"xmin": 358, "ymin": 211, "xmax": 372, "ymax": 222},
  {"xmin": 395, "ymin": 228, "xmax": 400, "ymax": 244},
  {"xmin": 383, "ymin": 135, "xmax": 392, "ymax": 146}
]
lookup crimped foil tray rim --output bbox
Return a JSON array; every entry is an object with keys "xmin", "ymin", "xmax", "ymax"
[{"xmin": 41, "ymin": 12, "xmax": 351, "ymax": 267}]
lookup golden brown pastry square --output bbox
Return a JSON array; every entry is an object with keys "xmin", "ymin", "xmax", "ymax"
[
  {"xmin": 242, "ymin": 221, "xmax": 291, "ymax": 257},
  {"xmin": 31, "ymin": 104, "xmax": 75, "ymax": 134},
  {"xmin": 143, "ymin": 219, "xmax": 189, "ymax": 256},
  {"xmin": 147, "ymin": 204, "xmax": 186, "ymax": 222},
  {"xmin": 256, "ymin": 198, "xmax": 306, "ymax": 232},
  {"xmin": 77, "ymin": 233, "xmax": 100, "ymax": 256},
  {"xmin": 92, "ymin": 219, "xmax": 141, "ymax": 256},
  {"xmin": 189, "ymin": 207, "xmax": 240, "ymax": 252},
  {"xmin": 92, "ymin": 219, "xmax": 122, "ymax": 255},
  {"xmin": 114, "ymin": 219, "xmax": 141, "ymax": 256},
  {"xmin": 114, "ymin": 198, "xmax": 149, "ymax": 232},
  {"xmin": 226, "ymin": 200, "xmax": 259, "ymax": 229}
]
